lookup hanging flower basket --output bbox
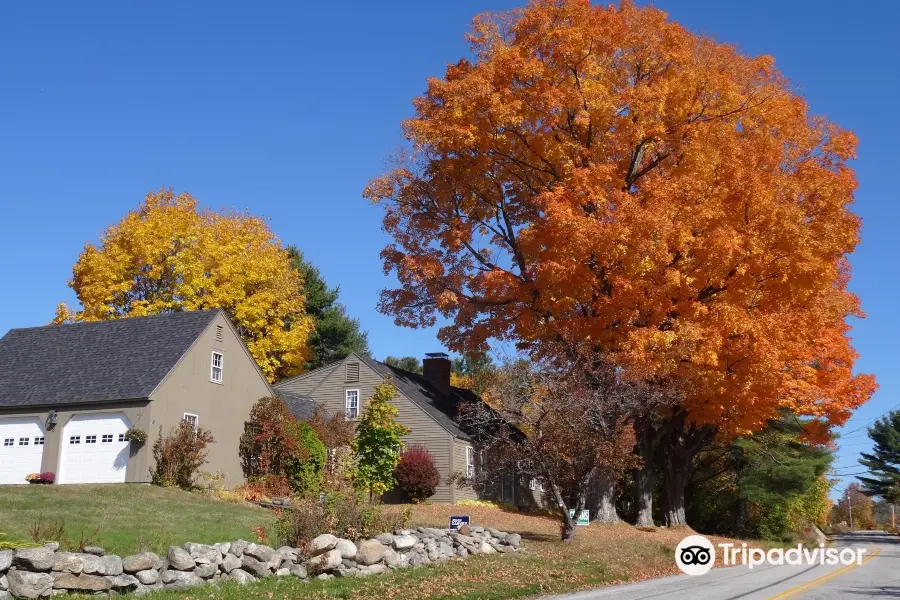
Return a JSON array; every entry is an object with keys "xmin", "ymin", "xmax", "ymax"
[{"xmin": 124, "ymin": 427, "xmax": 148, "ymax": 444}]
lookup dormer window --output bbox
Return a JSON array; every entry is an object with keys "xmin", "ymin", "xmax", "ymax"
[{"xmin": 211, "ymin": 351, "xmax": 224, "ymax": 384}]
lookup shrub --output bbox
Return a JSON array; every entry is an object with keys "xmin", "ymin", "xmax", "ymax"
[
  {"xmin": 351, "ymin": 381, "xmax": 410, "ymax": 498},
  {"xmin": 239, "ymin": 397, "xmax": 326, "ymax": 496},
  {"xmin": 276, "ymin": 492, "xmax": 410, "ymax": 547},
  {"xmin": 151, "ymin": 422, "xmax": 215, "ymax": 490},
  {"xmin": 393, "ymin": 446, "xmax": 441, "ymax": 503}
]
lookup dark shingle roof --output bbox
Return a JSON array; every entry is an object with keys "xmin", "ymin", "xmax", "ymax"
[
  {"xmin": 277, "ymin": 390, "xmax": 321, "ymax": 421},
  {"xmin": 0, "ymin": 310, "xmax": 220, "ymax": 408},
  {"xmin": 359, "ymin": 355, "xmax": 480, "ymax": 441}
]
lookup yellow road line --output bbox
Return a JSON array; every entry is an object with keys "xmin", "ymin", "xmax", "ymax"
[{"xmin": 767, "ymin": 546, "xmax": 883, "ymax": 600}]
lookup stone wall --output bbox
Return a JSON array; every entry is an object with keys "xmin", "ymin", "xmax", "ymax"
[{"xmin": 0, "ymin": 526, "xmax": 522, "ymax": 598}]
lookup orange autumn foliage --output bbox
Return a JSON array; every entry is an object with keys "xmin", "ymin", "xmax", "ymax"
[{"xmin": 366, "ymin": 0, "xmax": 875, "ymax": 438}]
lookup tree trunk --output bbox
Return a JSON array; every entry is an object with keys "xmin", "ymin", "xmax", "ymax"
[
  {"xmin": 633, "ymin": 420, "xmax": 656, "ymax": 527},
  {"xmin": 659, "ymin": 412, "xmax": 716, "ymax": 528},
  {"xmin": 591, "ymin": 472, "xmax": 620, "ymax": 524},
  {"xmin": 662, "ymin": 455, "xmax": 689, "ymax": 527}
]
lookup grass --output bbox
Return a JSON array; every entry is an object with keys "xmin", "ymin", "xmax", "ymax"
[
  {"xmin": 1, "ymin": 486, "xmax": 755, "ymax": 599},
  {"xmin": 0, "ymin": 484, "xmax": 275, "ymax": 556}
]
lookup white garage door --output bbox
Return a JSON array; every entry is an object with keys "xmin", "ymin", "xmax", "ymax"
[
  {"xmin": 58, "ymin": 413, "xmax": 132, "ymax": 484},
  {"xmin": 0, "ymin": 417, "xmax": 46, "ymax": 485}
]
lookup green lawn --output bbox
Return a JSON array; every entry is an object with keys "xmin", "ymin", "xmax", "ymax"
[{"xmin": 0, "ymin": 484, "xmax": 275, "ymax": 556}]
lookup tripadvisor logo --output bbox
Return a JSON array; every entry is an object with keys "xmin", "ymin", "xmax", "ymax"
[
  {"xmin": 676, "ymin": 535, "xmax": 869, "ymax": 576},
  {"xmin": 675, "ymin": 535, "xmax": 716, "ymax": 576}
]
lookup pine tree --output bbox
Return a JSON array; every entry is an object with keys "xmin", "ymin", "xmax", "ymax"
[
  {"xmin": 383, "ymin": 356, "xmax": 422, "ymax": 374},
  {"xmin": 286, "ymin": 247, "xmax": 371, "ymax": 369},
  {"xmin": 351, "ymin": 381, "xmax": 411, "ymax": 499},
  {"xmin": 858, "ymin": 411, "xmax": 900, "ymax": 498}
]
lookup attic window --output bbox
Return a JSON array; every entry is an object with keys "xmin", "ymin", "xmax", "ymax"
[
  {"xmin": 215, "ymin": 325, "xmax": 224, "ymax": 343},
  {"xmin": 346, "ymin": 362, "xmax": 360, "ymax": 382}
]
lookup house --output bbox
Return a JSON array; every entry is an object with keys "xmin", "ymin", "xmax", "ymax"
[
  {"xmin": 274, "ymin": 352, "xmax": 485, "ymax": 503},
  {"xmin": 0, "ymin": 310, "xmax": 271, "ymax": 487}
]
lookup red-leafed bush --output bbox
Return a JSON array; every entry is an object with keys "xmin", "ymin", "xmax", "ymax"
[
  {"xmin": 39, "ymin": 472, "xmax": 55, "ymax": 483},
  {"xmin": 393, "ymin": 446, "xmax": 441, "ymax": 503}
]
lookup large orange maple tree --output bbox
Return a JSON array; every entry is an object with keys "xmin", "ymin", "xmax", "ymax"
[{"xmin": 366, "ymin": 0, "xmax": 874, "ymax": 441}]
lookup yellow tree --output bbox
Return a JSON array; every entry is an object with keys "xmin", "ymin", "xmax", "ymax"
[{"xmin": 55, "ymin": 189, "xmax": 313, "ymax": 381}]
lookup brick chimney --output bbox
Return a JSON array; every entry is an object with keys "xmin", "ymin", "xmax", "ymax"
[{"xmin": 423, "ymin": 352, "xmax": 451, "ymax": 396}]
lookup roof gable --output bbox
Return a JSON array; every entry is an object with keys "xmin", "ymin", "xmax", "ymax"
[{"xmin": 0, "ymin": 310, "xmax": 220, "ymax": 408}]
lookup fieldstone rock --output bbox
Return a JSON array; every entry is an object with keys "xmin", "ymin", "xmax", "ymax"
[
  {"xmin": 162, "ymin": 570, "xmax": 204, "ymax": 590},
  {"xmin": 51, "ymin": 572, "xmax": 112, "ymax": 592},
  {"xmin": 307, "ymin": 548, "xmax": 342, "ymax": 574},
  {"xmin": 0, "ymin": 574, "xmax": 7, "ymax": 590},
  {"xmin": 480, "ymin": 541, "xmax": 497, "ymax": 555},
  {"xmin": 186, "ymin": 543, "xmax": 221, "ymax": 564},
  {"xmin": 43, "ymin": 542, "xmax": 60, "ymax": 552},
  {"xmin": 277, "ymin": 546, "xmax": 298, "ymax": 561},
  {"xmin": 356, "ymin": 539, "xmax": 385, "ymax": 566},
  {"xmin": 241, "ymin": 555, "xmax": 271, "ymax": 578},
  {"xmin": 230, "ymin": 539, "xmax": 249, "ymax": 557},
  {"xmin": 505, "ymin": 533, "xmax": 521, "ymax": 548},
  {"xmin": 51, "ymin": 552, "xmax": 83, "ymax": 574},
  {"xmin": 135, "ymin": 569, "xmax": 160, "ymax": 585},
  {"xmin": 375, "ymin": 533, "xmax": 394, "ymax": 546},
  {"xmin": 275, "ymin": 567, "xmax": 291, "ymax": 578},
  {"xmin": 82, "ymin": 546, "xmax": 105, "ymax": 557},
  {"xmin": 167, "ymin": 546, "xmax": 195, "ymax": 571},
  {"xmin": 458, "ymin": 524, "xmax": 470, "ymax": 536},
  {"xmin": 95, "ymin": 555, "xmax": 124, "ymax": 576},
  {"xmin": 106, "ymin": 574, "xmax": 140, "ymax": 589},
  {"xmin": 335, "ymin": 539, "xmax": 357, "ymax": 560},
  {"xmin": 221, "ymin": 553, "xmax": 242, "ymax": 573},
  {"xmin": 316, "ymin": 573, "xmax": 332, "ymax": 580},
  {"xmin": 383, "ymin": 548, "xmax": 400, "ymax": 568},
  {"xmin": 123, "ymin": 552, "xmax": 160, "ymax": 574},
  {"xmin": 244, "ymin": 543, "xmax": 275, "ymax": 563},
  {"xmin": 0, "ymin": 550, "xmax": 12, "ymax": 572},
  {"xmin": 79, "ymin": 554, "xmax": 102, "ymax": 575},
  {"xmin": 309, "ymin": 534, "xmax": 338, "ymax": 557},
  {"xmin": 392, "ymin": 534, "xmax": 416, "ymax": 551},
  {"xmin": 194, "ymin": 563, "xmax": 218, "ymax": 578},
  {"xmin": 456, "ymin": 546, "xmax": 468, "ymax": 559},
  {"xmin": 0, "ymin": 591, "xmax": 9, "ymax": 600},
  {"xmin": 134, "ymin": 581, "xmax": 164, "ymax": 596},
  {"xmin": 13, "ymin": 547, "xmax": 55, "ymax": 571},
  {"xmin": 229, "ymin": 569, "xmax": 257, "ymax": 585},
  {"xmin": 214, "ymin": 542, "xmax": 232, "ymax": 555},
  {"xmin": 7, "ymin": 570, "xmax": 54, "ymax": 598},
  {"xmin": 289, "ymin": 563, "xmax": 308, "ymax": 579},
  {"xmin": 409, "ymin": 553, "xmax": 427, "ymax": 567}
]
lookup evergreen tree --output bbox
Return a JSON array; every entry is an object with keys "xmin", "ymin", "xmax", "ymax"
[
  {"xmin": 286, "ymin": 247, "xmax": 371, "ymax": 369},
  {"xmin": 383, "ymin": 356, "xmax": 422, "ymax": 374},
  {"xmin": 450, "ymin": 352, "xmax": 496, "ymax": 394},
  {"xmin": 858, "ymin": 410, "xmax": 900, "ymax": 498},
  {"xmin": 351, "ymin": 381, "xmax": 411, "ymax": 499}
]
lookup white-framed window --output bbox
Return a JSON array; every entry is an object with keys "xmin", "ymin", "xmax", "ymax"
[
  {"xmin": 34, "ymin": 437, "xmax": 45, "ymax": 446},
  {"xmin": 466, "ymin": 446, "xmax": 475, "ymax": 478},
  {"xmin": 118, "ymin": 433, "xmax": 126, "ymax": 442},
  {"xmin": 529, "ymin": 478, "xmax": 539, "ymax": 491},
  {"xmin": 345, "ymin": 389, "xmax": 359, "ymax": 419},
  {"xmin": 18, "ymin": 437, "xmax": 29, "ymax": 446},
  {"xmin": 69, "ymin": 435, "xmax": 81, "ymax": 445},
  {"xmin": 3, "ymin": 438, "xmax": 13, "ymax": 447},
  {"xmin": 210, "ymin": 351, "xmax": 224, "ymax": 383},
  {"xmin": 85, "ymin": 435, "xmax": 97, "ymax": 444},
  {"xmin": 183, "ymin": 413, "xmax": 199, "ymax": 429},
  {"xmin": 102, "ymin": 434, "xmax": 113, "ymax": 443}
]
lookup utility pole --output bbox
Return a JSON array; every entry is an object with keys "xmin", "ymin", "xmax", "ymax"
[{"xmin": 847, "ymin": 489, "xmax": 853, "ymax": 530}]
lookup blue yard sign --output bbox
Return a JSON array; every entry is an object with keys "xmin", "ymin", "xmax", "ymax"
[{"xmin": 449, "ymin": 515, "xmax": 470, "ymax": 530}]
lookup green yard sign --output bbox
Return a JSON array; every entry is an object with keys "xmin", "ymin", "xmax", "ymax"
[{"xmin": 568, "ymin": 509, "xmax": 590, "ymax": 526}]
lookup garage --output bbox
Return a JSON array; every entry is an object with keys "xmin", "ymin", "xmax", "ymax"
[
  {"xmin": 0, "ymin": 417, "xmax": 46, "ymax": 485},
  {"xmin": 58, "ymin": 413, "xmax": 132, "ymax": 484}
]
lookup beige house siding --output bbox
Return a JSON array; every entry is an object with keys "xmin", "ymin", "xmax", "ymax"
[
  {"xmin": 0, "ymin": 401, "xmax": 151, "ymax": 482},
  {"xmin": 452, "ymin": 438, "xmax": 479, "ymax": 502},
  {"xmin": 148, "ymin": 312, "xmax": 272, "ymax": 488},
  {"xmin": 276, "ymin": 363, "xmax": 338, "ymax": 396},
  {"xmin": 277, "ymin": 355, "xmax": 457, "ymax": 503}
]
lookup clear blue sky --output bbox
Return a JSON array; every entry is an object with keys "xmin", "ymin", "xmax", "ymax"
[{"xmin": 1, "ymin": 1, "xmax": 896, "ymax": 494}]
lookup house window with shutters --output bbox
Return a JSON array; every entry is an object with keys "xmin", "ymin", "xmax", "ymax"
[
  {"xmin": 345, "ymin": 389, "xmax": 360, "ymax": 419},
  {"xmin": 346, "ymin": 362, "xmax": 360, "ymax": 382}
]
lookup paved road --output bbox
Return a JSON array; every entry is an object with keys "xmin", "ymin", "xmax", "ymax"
[{"xmin": 543, "ymin": 531, "xmax": 899, "ymax": 600}]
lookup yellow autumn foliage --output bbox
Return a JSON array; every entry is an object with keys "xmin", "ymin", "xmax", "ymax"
[{"xmin": 55, "ymin": 189, "xmax": 313, "ymax": 381}]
